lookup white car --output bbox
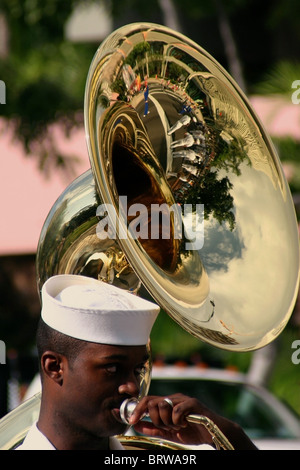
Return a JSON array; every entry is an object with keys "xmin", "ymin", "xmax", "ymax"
[
  {"xmin": 148, "ymin": 365, "xmax": 300, "ymax": 450},
  {"xmin": 1, "ymin": 366, "xmax": 300, "ymax": 450}
]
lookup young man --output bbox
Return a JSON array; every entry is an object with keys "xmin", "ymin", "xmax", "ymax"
[{"xmin": 17, "ymin": 274, "xmax": 257, "ymax": 450}]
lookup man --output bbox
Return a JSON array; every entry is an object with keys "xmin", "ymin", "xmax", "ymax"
[{"xmin": 17, "ymin": 274, "xmax": 257, "ymax": 450}]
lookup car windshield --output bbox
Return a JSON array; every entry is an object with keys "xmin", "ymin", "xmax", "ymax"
[{"xmin": 149, "ymin": 378, "xmax": 299, "ymax": 439}]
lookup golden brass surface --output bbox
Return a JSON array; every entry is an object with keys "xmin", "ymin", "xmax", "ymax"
[
  {"xmin": 36, "ymin": 170, "xmax": 141, "ymax": 293},
  {"xmin": 4, "ymin": 23, "xmax": 300, "ymax": 451},
  {"xmin": 38, "ymin": 22, "xmax": 300, "ymax": 351}
]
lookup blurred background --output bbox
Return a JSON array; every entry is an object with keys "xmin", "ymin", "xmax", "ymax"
[{"xmin": 0, "ymin": 0, "xmax": 300, "ymax": 423}]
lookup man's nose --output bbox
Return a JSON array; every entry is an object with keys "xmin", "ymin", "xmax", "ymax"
[{"xmin": 118, "ymin": 377, "xmax": 140, "ymax": 396}]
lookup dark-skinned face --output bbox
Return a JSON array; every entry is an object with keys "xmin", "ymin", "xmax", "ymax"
[{"xmin": 57, "ymin": 343, "xmax": 149, "ymax": 439}]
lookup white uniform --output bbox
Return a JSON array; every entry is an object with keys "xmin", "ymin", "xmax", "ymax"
[{"xmin": 16, "ymin": 422, "xmax": 124, "ymax": 450}]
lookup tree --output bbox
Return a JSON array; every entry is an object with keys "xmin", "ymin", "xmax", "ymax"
[{"xmin": 0, "ymin": 0, "xmax": 95, "ymax": 172}]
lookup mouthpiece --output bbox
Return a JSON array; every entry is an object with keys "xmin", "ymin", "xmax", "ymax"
[
  {"xmin": 120, "ymin": 398, "xmax": 146, "ymax": 424},
  {"xmin": 119, "ymin": 397, "xmax": 234, "ymax": 450}
]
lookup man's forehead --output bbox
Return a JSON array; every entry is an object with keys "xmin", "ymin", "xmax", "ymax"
[{"xmin": 84, "ymin": 342, "xmax": 149, "ymax": 360}]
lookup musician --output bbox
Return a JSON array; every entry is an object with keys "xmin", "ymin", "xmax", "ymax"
[{"xmin": 17, "ymin": 274, "xmax": 257, "ymax": 450}]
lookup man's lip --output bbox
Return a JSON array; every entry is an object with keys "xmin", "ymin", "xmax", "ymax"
[{"xmin": 111, "ymin": 407, "xmax": 124, "ymax": 424}]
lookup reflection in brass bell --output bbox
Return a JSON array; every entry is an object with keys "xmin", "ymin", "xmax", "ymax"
[{"xmin": 37, "ymin": 23, "xmax": 300, "ymax": 352}]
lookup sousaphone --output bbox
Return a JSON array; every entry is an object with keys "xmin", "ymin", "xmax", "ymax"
[
  {"xmin": 38, "ymin": 22, "xmax": 299, "ymax": 352},
  {"xmin": 0, "ymin": 23, "xmax": 299, "ymax": 450}
]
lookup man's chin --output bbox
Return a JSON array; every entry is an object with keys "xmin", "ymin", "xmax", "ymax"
[{"xmin": 111, "ymin": 409, "xmax": 129, "ymax": 433}]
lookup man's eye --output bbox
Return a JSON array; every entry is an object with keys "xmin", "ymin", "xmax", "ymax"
[
  {"xmin": 105, "ymin": 365, "xmax": 117, "ymax": 374},
  {"xmin": 135, "ymin": 365, "xmax": 146, "ymax": 376}
]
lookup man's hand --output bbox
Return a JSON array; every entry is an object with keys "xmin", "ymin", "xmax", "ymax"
[{"xmin": 128, "ymin": 393, "xmax": 258, "ymax": 450}]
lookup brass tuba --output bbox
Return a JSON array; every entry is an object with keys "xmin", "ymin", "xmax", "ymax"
[
  {"xmin": 38, "ymin": 22, "xmax": 299, "ymax": 352},
  {"xmin": 0, "ymin": 22, "xmax": 299, "ymax": 451}
]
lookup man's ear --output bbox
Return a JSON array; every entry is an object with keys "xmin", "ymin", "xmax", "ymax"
[{"xmin": 41, "ymin": 351, "xmax": 65, "ymax": 385}]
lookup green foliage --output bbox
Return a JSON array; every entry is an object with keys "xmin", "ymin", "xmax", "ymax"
[
  {"xmin": 0, "ymin": 0, "xmax": 76, "ymax": 53},
  {"xmin": 268, "ymin": 326, "xmax": 300, "ymax": 415},
  {"xmin": 0, "ymin": 42, "xmax": 94, "ymax": 144},
  {"xmin": 273, "ymin": 136, "xmax": 300, "ymax": 164},
  {"xmin": 0, "ymin": 1, "xmax": 96, "ymax": 166},
  {"xmin": 272, "ymin": 137, "xmax": 300, "ymax": 195},
  {"xmin": 184, "ymin": 171, "xmax": 236, "ymax": 231},
  {"xmin": 150, "ymin": 310, "xmax": 202, "ymax": 360},
  {"xmin": 150, "ymin": 309, "xmax": 253, "ymax": 371},
  {"xmin": 0, "ymin": 0, "xmax": 299, "ymax": 413},
  {"xmin": 252, "ymin": 61, "xmax": 300, "ymax": 96},
  {"xmin": 108, "ymin": 0, "xmax": 161, "ymax": 19}
]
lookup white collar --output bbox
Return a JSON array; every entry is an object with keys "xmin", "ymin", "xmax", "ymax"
[
  {"xmin": 16, "ymin": 422, "xmax": 124, "ymax": 450},
  {"xmin": 16, "ymin": 423, "xmax": 55, "ymax": 450}
]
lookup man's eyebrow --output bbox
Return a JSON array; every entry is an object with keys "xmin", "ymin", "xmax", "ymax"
[
  {"xmin": 102, "ymin": 353, "xmax": 150, "ymax": 362},
  {"xmin": 102, "ymin": 354, "xmax": 129, "ymax": 361}
]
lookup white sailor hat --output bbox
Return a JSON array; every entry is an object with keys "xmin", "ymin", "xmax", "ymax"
[{"xmin": 41, "ymin": 274, "xmax": 160, "ymax": 345}]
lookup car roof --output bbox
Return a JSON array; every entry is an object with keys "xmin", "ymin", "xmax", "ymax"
[
  {"xmin": 151, "ymin": 365, "xmax": 246, "ymax": 383},
  {"xmin": 150, "ymin": 364, "xmax": 300, "ymax": 439}
]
